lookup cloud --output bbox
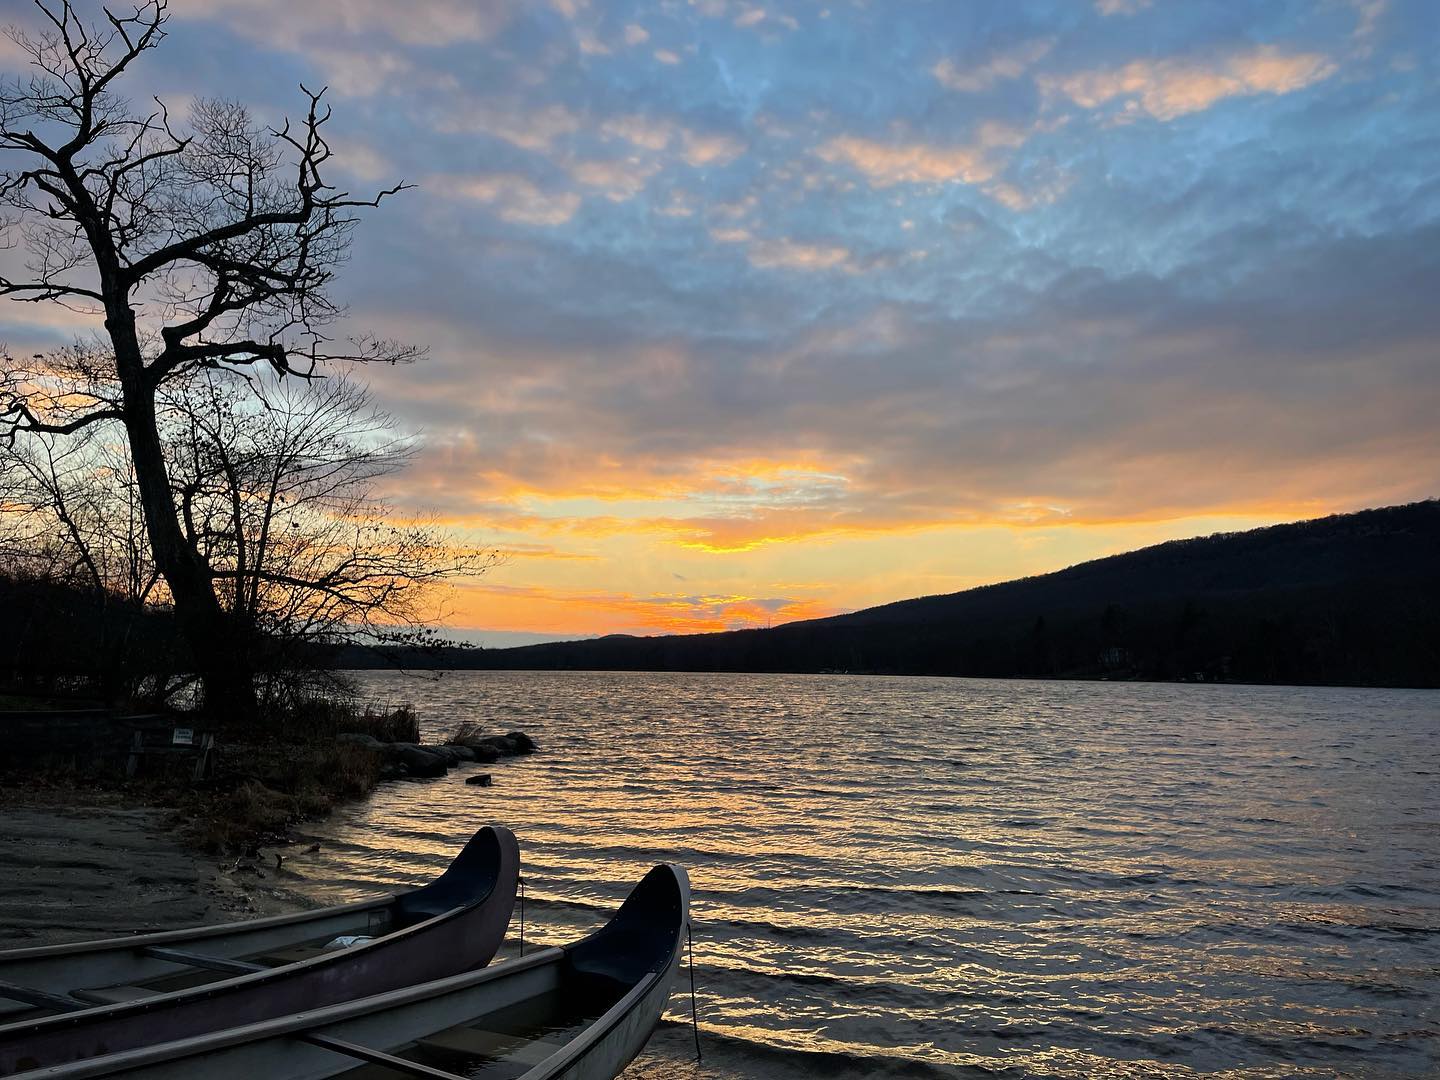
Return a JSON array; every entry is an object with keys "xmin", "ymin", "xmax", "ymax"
[
  {"xmin": 1044, "ymin": 46, "xmax": 1337, "ymax": 120},
  {"xmin": 570, "ymin": 156, "xmax": 661, "ymax": 200},
  {"xmin": 433, "ymin": 173, "xmax": 581, "ymax": 225},
  {"xmin": 175, "ymin": 0, "xmax": 514, "ymax": 47},
  {"xmin": 437, "ymin": 101, "xmax": 581, "ymax": 151},
  {"xmin": 933, "ymin": 39, "xmax": 1054, "ymax": 93},
  {"xmin": 1350, "ymin": 0, "xmax": 1388, "ymax": 45},
  {"xmin": 600, "ymin": 115, "xmax": 745, "ymax": 166},
  {"xmin": 1094, "ymin": 0, "xmax": 1152, "ymax": 15},
  {"xmin": 681, "ymin": 130, "xmax": 746, "ymax": 167},
  {"xmin": 11, "ymin": 0, "xmax": 1433, "ymax": 639},
  {"xmin": 449, "ymin": 579, "xmax": 837, "ymax": 635},
  {"xmin": 746, "ymin": 239, "xmax": 853, "ymax": 273},
  {"xmin": 817, "ymin": 123, "xmax": 1027, "ymax": 188},
  {"xmin": 601, "ymin": 115, "xmax": 673, "ymax": 151}
]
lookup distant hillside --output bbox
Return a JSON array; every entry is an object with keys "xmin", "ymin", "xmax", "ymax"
[{"xmin": 351, "ymin": 501, "xmax": 1440, "ymax": 688}]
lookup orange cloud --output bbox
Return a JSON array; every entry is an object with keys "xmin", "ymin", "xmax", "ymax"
[
  {"xmin": 817, "ymin": 124, "xmax": 1026, "ymax": 187},
  {"xmin": 449, "ymin": 581, "xmax": 838, "ymax": 636},
  {"xmin": 1044, "ymin": 46, "xmax": 1336, "ymax": 120}
]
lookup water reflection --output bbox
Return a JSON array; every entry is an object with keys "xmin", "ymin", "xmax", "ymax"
[{"xmin": 281, "ymin": 673, "xmax": 1440, "ymax": 1079}]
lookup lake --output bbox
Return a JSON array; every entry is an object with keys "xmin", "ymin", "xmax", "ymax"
[{"xmin": 287, "ymin": 672, "xmax": 1439, "ymax": 1078}]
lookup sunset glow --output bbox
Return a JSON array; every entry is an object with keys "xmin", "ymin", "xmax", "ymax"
[{"xmin": 3, "ymin": 0, "xmax": 1436, "ymax": 645}]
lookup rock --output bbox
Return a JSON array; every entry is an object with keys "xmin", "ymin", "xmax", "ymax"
[
  {"xmin": 394, "ymin": 745, "xmax": 448, "ymax": 778},
  {"xmin": 449, "ymin": 730, "xmax": 536, "ymax": 760},
  {"xmin": 505, "ymin": 730, "xmax": 538, "ymax": 754},
  {"xmin": 453, "ymin": 738, "xmax": 501, "ymax": 763},
  {"xmin": 420, "ymin": 744, "xmax": 462, "ymax": 766},
  {"xmin": 465, "ymin": 773, "xmax": 493, "ymax": 787},
  {"xmin": 446, "ymin": 744, "xmax": 477, "ymax": 762},
  {"xmin": 335, "ymin": 733, "xmax": 384, "ymax": 751}
]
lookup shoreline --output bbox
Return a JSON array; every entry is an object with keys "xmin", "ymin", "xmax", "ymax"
[{"xmin": 0, "ymin": 721, "xmax": 540, "ymax": 948}]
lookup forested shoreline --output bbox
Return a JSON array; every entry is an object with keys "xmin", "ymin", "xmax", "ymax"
[{"xmin": 344, "ymin": 501, "xmax": 1440, "ymax": 689}]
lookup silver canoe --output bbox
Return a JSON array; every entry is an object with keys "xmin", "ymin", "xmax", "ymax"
[
  {"xmin": 24, "ymin": 863, "xmax": 689, "ymax": 1080},
  {"xmin": 0, "ymin": 826, "xmax": 520, "ymax": 1075}
]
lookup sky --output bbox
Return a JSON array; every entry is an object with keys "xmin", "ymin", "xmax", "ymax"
[{"xmin": 2, "ymin": 0, "xmax": 1438, "ymax": 645}]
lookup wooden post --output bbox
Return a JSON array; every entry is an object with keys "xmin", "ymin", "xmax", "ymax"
[
  {"xmin": 192, "ymin": 733, "xmax": 215, "ymax": 781},
  {"xmin": 125, "ymin": 730, "xmax": 143, "ymax": 778}
]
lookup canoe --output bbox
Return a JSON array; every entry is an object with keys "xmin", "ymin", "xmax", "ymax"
[
  {"xmin": 27, "ymin": 863, "xmax": 689, "ymax": 1080},
  {"xmin": 0, "ymin": 826, "xmax": 520, "ymax": 1075}
]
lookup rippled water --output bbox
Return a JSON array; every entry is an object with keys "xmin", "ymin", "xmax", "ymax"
[{"xmin": 287, "ymin": 672, "xmax": 1440, "ymax": 1079}]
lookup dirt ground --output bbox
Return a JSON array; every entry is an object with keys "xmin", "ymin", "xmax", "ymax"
[{"xmin": 0, "ymin": 802, "xmax": 309, "ymax": 948}]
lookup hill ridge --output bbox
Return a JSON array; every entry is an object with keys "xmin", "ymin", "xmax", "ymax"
[{"xmin": 346, "ymin": 500, "xmax": 1440, "ymax": 687}]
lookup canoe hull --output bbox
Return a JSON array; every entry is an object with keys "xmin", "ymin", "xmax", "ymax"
[
  {"xmin": 0, "ymin": 826, "xmax": 520, "ymax": 1076},
  {"xmin": 543, "ymin": 952, "xmax": 680, "ymax": 1080},
  {"xmin": 25, "ymin": 864, "xmax": 688, "ymax": 1080},
  {"xmin": 0, "ymin": 902, "xmax": 391, "ymax": 1022}
]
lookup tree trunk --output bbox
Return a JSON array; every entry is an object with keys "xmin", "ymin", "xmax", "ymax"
[{"xmin": 110, "ymin": 312, "xmax": 257, "ymax": 722}]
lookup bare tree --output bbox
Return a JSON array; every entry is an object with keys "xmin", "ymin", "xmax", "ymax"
[
  {"xmin": 0, "ymin": 421, "xmax": 157, "ymax": 603},
  {"xmin": 0, "ymin": 1, "xmax": 418, "ymax": 717},
  {"xmin": 0, "ymin": 419, "xmax": 170, "ymax": 701},
  {"xmin": 161, "ymin": 374, "xmax": 492, "ymax": 708},
  {"xmin": 0, "ymin": 375, "xmax": 489, "ymax": 709}
]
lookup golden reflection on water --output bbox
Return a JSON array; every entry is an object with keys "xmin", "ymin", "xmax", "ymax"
[{"xmin": 286, "ymin": 672, "xmax": 1440, "ymax": 1080}]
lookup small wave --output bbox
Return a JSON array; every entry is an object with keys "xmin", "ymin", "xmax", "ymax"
[{"xmin": 643, "ymin": 1022, "xmax": 999, "ymax": 1079}]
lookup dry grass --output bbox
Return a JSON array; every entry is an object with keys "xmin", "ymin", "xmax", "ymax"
[
  {"xmin": 5, "ymin": 694, "xmax": 408, "ymax": 855},
  {"xmin": 180, "ymin": 743, "xmax": 384, "ymax": 854},
  {"xmin": 269, "ymin": 696, "xmax": 419, "ymax": 744},
  {"xmin": 185, "ymin": 781, "xmax": 297, "ymax": 852},
  {"xmin": 447, "ymin": 720, "xmax": 483, "ymax": 744}
]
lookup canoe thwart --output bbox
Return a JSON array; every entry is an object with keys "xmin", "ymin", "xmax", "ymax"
[
  {"xmin": 301, "ymin": 1032, "xmax": 466, "ymax": 1079},
  {"xmin": 0, "ymin": 978, "xmax": 87, "ymax": 1012},
  {"xmin": 139, "ymin": 945, "xmax": 267, "ymax": 976}
]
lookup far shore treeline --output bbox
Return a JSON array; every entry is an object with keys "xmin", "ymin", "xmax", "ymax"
[
  {"xmin": 344, "ymin": 501, "xmax": 1440, "ymax": 689},
  {"xmin": 8, "ymin": 500, "xmax": 1435, "ymax": 697}
]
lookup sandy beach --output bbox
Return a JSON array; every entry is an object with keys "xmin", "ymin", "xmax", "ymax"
[{"xmin": 0, "ymin": 802, "xmax": 307, "ymax": 949}]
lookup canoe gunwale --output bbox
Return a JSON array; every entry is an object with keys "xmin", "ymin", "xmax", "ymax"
[
  {"xmin": 0, "ymin": 895, "xmax": 395, "ymax": 964},
  {"xmin": 519, "ymin": 863, "xmax": 690, "ymax": 1079},
  {"xmin": 26, "ymin": 948, "xmax": 570, "ymax": 1080},
  {"xmin": 517, "ymin": 956, "xmax": 672, "ymax": 1080},
  {"xmin": 8, "ymin": 902, "xmax": 468, "ymax": 1031}
]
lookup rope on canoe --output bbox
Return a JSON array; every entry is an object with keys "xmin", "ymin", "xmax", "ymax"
[
  {"xmin": 518, "ymin": 875, "xmax": 526, "ymax": 956},
  {"xmin": 687, "ymin": 919, "xmax": 702, "ymax": 1062}
]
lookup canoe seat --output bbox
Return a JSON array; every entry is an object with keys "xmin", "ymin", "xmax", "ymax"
[
  {"xmin": 70, "ymin": 985, "xmax": 167, "ymax": 1005},
  {"xmin": 253, "ymin": 943, "xmax": 332, "ymax": 967},
  {"xmin": 139, "ymin": 945, "xmax": 266, "ymax": 976},
  {"xmin": 0, "ymin": 979, "xmax": 86, "ymax": 1012},
  {"xmin": 417, "ymin": 1027, "xmax": 566, "ymax": 1067}
]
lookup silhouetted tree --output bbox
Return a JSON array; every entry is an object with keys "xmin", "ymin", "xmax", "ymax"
[
  {"xmin": 0, "ymin": 1, "xmax": 417, "ymax": 717},
  {"xmin": 161, "ymin": 373, "xmax": 495, "ymax": 710}
]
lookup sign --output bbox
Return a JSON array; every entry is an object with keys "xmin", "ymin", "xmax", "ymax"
[{"xmin": 171, "ymin": 727, "xmax": 194, "ymax": 746}]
